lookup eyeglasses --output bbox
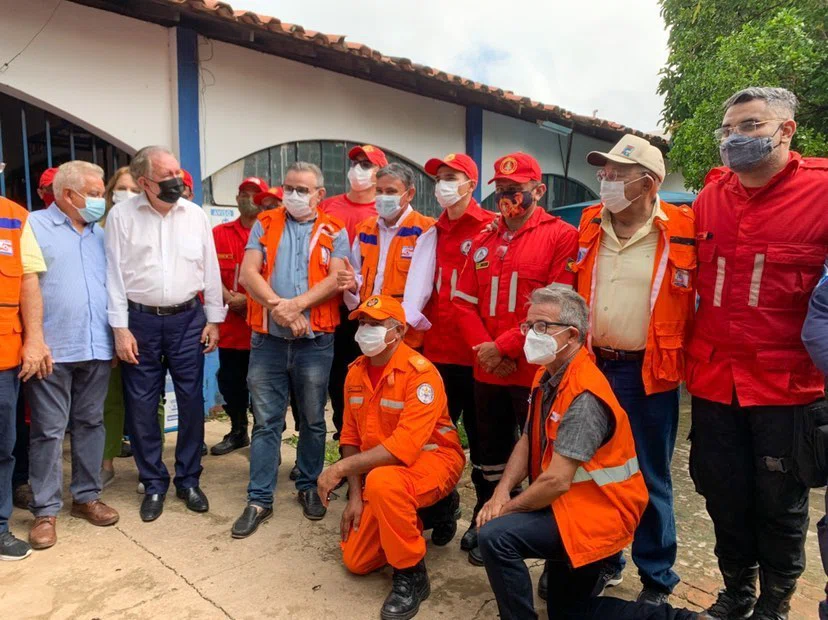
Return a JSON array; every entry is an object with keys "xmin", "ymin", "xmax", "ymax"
[
  {"xmin": 351, "ymin": 160, "xmax": 374, "ymax": 170},
  {"xmin": 282, "ymin": 184, "xmax": 316, "ymax": 196},
  {"xmin": 596, "ymin": 169, "xmax": 650, "ymax": 183},
  {"xmin": 519, "ymin": 321, "xmax": 573, "ymax": 336},
  {"xmin": 714, "ymin": 119, "xmax": 784, "ymax": 141}
]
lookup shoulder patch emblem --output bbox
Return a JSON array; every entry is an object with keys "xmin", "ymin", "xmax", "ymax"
[
  {"xmin": 417, "ymin": 383, "xmax": 435, "ymax": 405},
  {"xmin": 461, "ymin": 239, "xmax": 472, "ymax": 256},
  {"xmin": 473, "ymin": 247, "xmax": 489, "ymax": 263},
  {"xmin": 565, "ymin": 259, "xmax": 576, "ymax": 273},
  {"xmin": 401, "ymin": 245, "xmax": 415, "ymax": 259},
  {"xmin": 0, "ymin": 240, "xmax": 13, "ymax": 256},
  {"xmin": 577, "ymin": 247, "xmax": 589, "ymax": 263}
]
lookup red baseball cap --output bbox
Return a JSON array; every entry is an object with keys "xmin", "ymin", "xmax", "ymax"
[
  {"xmin": 488, "ymin": 152, "xmax": 542, "ymax": 184},
  {"xmin": 424, "ymin": 153, "xmax": 479, "ymax": 183},
  {"xmin": 239, "ymin": 176, "xmax": 269, "ymax": 194},
  {"xmin": 181, "ymin": 169, "xmax": 194, "ymax": 191},
  {"xmin": 39, "ymin": 167, "xmax": 58, "ymax": 188},
  {"xmin": 348, "ymin": 145, "xmax": 388, "ymax": 168},
  {"xmin": 253, "ymin": 186, "xmax": 283, "ymax": 206}
]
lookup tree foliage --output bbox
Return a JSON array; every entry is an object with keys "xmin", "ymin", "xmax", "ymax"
[{"xmin": 658, "ymin": 0, "xmax": 827, "ymax": 189}]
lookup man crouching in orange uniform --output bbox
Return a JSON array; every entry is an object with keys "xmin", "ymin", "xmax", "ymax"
[{"xmin": 317, "ymin": 294, "xmax": 465, "ymax": 620}]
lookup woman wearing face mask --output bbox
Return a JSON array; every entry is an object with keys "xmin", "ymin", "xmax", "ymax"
[{"xmin": 475, "ymin": 285, "xmax": 648, "ymax": 620}]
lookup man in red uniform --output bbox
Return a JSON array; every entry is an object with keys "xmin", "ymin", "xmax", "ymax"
[
  {"xmin": 452, "ymin": 152, "xmax": 578, "ymax": 564},
  {"xmin": 37, "ymin": 168, "xmax": 58, "ymax": 207},
  {"xmin": 320, "ymin": 145, "xmax": 388, "ymax": 441},
  {"xmin": 210, "ymin": 177, "xmax": 269, "ymax": 455},
  {"xmin": 688, "ymin": 87, "xmax": 828, "ymax": 620},
  {"xmin": 253, "ymin": 186, "xmax": 283, "ymax": 210}
]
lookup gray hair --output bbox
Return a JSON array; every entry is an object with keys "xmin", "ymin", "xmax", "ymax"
[
  {"xmin": 723, "ymin": 87, "xmax": 799, "ymax": 119},
  {"xmin": 130, "ymin": 145, "xmax": 176, "ymax": 181},
  {"xmin": 53, "ymin": 161, "xmax": 104, "ymax": 198},
  {"xmin": 376, "ymin": 163, "xmax": 415, "ymax": 189},
  {"xmin": 286, "ymin": 161, "xmax": 324, "ymax": 188},
  {"xmin": 528, "ymin": 285, "xmax": 589, "ymax": 344}
]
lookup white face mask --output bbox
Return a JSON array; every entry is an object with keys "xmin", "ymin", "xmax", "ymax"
[
  {"xmin": 376, "ymin": 195, "xmax": 404, "ymax": 220},
  {"xmin": 434, "ymin": 180, "xmax": 470, "ymax": 209},
  {"xmin": 523, "ymin": 329, "xmax": 568, "ymax": 366},
  {"xmin": 283, "ymin": 189, "xmax": 315, "ymax": 219},
  {"xmin": 599, "ymin": 176, "xmax": 646, "ymax": 214},
  {"xmin": 355, "ymin": 324, "xmax": 390, "ymax": 357},
  {"xmin": 112, "ymin": 189, "xmax": 139, "ymax": 204},
  {"xmin": 348, "ymin": 165, "xmax": 374, "ymax": 192}
]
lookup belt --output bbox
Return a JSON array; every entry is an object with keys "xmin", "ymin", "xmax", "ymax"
[
  {"xmin": 594, "ymin": 347, "xmax": 645, "ymax": 362},
  {"xmin": 127, "ymin": 298, "xmax": 198, "ymax": 316}
]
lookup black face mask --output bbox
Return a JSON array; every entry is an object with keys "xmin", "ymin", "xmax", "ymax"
[{"xmin": 153, "ymin": 177, "xmax": 186, "ymax": 204}]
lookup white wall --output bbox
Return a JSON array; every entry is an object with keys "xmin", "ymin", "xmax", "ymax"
[
  {"xmin": 199, "ymin": 39, "xmax": 466, "ymax": 180},
  {"xmin": 0, "ymin": 0, "xmax": 176, "ymax": 152}
]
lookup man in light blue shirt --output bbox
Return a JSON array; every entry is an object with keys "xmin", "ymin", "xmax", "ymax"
[{"xmin": 25, "ymin": 161, "xmax": 119, "ymax": 550}]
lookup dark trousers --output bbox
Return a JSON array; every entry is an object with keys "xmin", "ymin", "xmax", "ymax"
[
  {"xmin": 559, "ymin": 598, "xmax": 698, "ymax": 620},
  {"xmin": 327, "ymin": 311, "xmax": 360, "ymax": 439},
  {"xmin": 689, "ymin": 396, "xmax": 810, "ymax": 579},
  {"xmin": 122, "ymin": 305, "xmax": 206, "ymax": 495},
  {"xmin": 0, "ymin": 368, "xmax": 19, "ymax": 534},
  {"xmin": 597, "ymin": 358, "xmax": 680, "ymax": 592},
  {"xmin": 473, "ymin": 381, "xmax": 531, "ymax": 506},
  {"xmin": 217, "ymin": 348, "xmax": 250, "ymax": 433},
  {"xmin": 479, "ymin": 508, "xmax": 602, "ymax": 620},
  {"xmin": 12, "ymin": 386, "xmax": 28, "ymax": 489}
]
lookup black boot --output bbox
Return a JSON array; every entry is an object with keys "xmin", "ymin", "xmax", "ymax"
[
  {"xmin": 210, "ymin": 428, "xmax": 249, "ymax": 456},
  {"xmin": 752, "ymin": 569, "xmax": 797, "ymax": 620},
  {"xmin": 461, "ymin": 484, "xmax": 487, "ymax": 551},
  {"xmin": 381, "ymin": 559, "xmax": 430, "ymax": 620},
  {"xmin": 419, "ymin": 490, "xmax": 460, "ymax": 547},
  {"xmin": 706, "ymin": 562, "xmax": 758, "ymax": 619}
]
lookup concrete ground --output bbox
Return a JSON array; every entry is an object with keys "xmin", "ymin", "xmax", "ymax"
[{"xmin": 1, "ymin": 404, "xmax": 825, "ymax": 620}]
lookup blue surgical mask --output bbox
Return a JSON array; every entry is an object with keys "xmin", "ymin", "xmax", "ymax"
[
  {"xmin": 71, "ymin": 190, "xmax": 106, "ymax": 223},
  {"xmin": 376, "ymin": 195, "xmax": 403, "ymax": 219}
]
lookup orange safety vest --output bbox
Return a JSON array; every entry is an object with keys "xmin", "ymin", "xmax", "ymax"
[
  {"xmin": 246, "ymin": 207, "xmax": 344, "ymax": 335},
  {"xmin": 527, "ymin": 348, "xmax": 649, "ymax": 568},
  {"xmin": 573, "ymin": 200, "xmax": 696, "ymax": 395},
  {"xmin": 0, "ymin": 198, "xmax": 27, "ymax": 371},
  {"xmin": 355, "ymin": 210, "xmax": 435, "ymax": 348}
]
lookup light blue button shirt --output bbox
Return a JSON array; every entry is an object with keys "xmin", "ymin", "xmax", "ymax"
[
  {"xmin": 29, "ymin": 204, "xmax": 113, "ymax": 362},
  {"xmin": 246, "ymin": 215, "xmax": 348, "ymax": 340}
]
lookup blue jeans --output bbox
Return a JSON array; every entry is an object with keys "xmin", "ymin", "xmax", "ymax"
[
  {"xmin": 597, "ymin": 357, "xmax": 680, "ymax": 593},
  {"xmin": 247, "ymin": 331, "xmax": 334, "ymax": 506},
  {"xmin": 0, "ymin": 368, "xmax": 20, "ymax": 534}
]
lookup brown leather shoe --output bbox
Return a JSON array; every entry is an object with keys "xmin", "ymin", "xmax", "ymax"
[
  {"xmin": 30, "ymin": 516, "xmax": 57, "ymax": 550},
  {"xmin": 70, "ymin": 500, "xmax": 119, "ymax": 526}
]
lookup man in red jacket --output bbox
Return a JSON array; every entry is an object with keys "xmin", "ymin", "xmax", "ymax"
[
  {"xmin": 688, "ymin": 87, "xmax": 828, "ymax": 620},
  {"xmin": 453, "ymin": 152, "xmax": 578, "ymax": 564}
]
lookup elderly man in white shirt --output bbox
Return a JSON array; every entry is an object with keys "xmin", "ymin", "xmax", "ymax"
[{"xmin": 105, "ymin": 146, "xmax": 226, "ymax": 523}]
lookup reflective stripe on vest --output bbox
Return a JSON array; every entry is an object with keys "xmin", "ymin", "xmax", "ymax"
[
  {"xmin": 489, "ymin": 276, "xmax": 499, "ymax": 317},
  {"xmin": 748, "ymin": 253, "xmax": 765, "ymax": 307},
  {"xmin": 649, "ymin": 230, "xmax": 670, "ymax": 313},
  {"xmin": 454, "ymin": 290, "xmax": 478, "ymax": 305},
  {"xmin": 714, "ymin": 257, "xmax": 726, "ymax": 307},
  {"xmin": 572, "ymin": 456, "xmax": 640, "ymax": 487},
  {"xmin": 508, "ymin": 272, "xmax": 518, "ymax": 312}
]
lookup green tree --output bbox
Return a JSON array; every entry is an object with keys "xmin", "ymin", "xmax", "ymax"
[{"xmin": 658, "ymin": 0, "xmax": 827, "ymax": 189}]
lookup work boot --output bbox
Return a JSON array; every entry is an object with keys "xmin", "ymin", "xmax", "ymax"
[
  {"xmin": 210, "ymin": 429, "xmax": 249, "ymax": 455},
  {"xmin": 29, "ymin": 516, "xmax": 57, "ymax": 550},
  {"xmin": 706, "ymin": 562, "xmax": 758, "ymax": 619},
  {"xmin": 381, "ymin": 559, "xmax": 430, "ymax": 620},
  {"xmin": 419, "ymin": 490, "xmax": 460, "ymax": 547},
  {"xmin": 752, "ymin": 569, "xmax": 797, "ymax": 620}
]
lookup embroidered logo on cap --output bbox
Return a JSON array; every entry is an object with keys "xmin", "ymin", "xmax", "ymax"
[
  {"xmin": 445, "ymin": 153, "xmax": 456, "ymax": 162},
  {"xmin": 363, "ymin": 145, "xmax": 374, "ymax": 152},
  {"xmin": 366, "ymin": 296, "xmax": 380, "ymax": 308},
  {"xmin": 499, "ymin": 157, "xmax": 518, "ymax": 174},
  {"xmin": 621, "ymin": 145, "xmax": 635, "ymax": 157}
]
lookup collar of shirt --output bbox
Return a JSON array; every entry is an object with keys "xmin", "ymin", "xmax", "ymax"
[
  {"xmin": 46, "ymin": 203, "xmax": 96, "ymax": 236},
  {"xmin": 378, "ymin": 205, "xmax": 413, "ymax": 232},
  {"xmin": 134, "ymin": 191, "xmax": 187, "ymax": 216},
  {"xmin": 600, "ymin": 197, "xmax": 668, "ymax": 248},
  {"xmin": 540, "ymin": 357, "xmax": 573, "ymax": 395},
  {"xmin": 436, "ymin": 199, "xmax": 486, "ymax": 231}
]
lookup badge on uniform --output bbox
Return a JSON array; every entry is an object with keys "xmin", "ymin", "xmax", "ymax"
[
  {"xmin": 0, "ymin": 240, "xmax": 12, "ymax": 256},
  {"xmin": 417, "ymin": 383, "xmax": 435, "ymax": 404},
  {"xmin": 475, "ymin": 261, "xmax": 489, "ymax": 270},
  {"xmin": 217, "ymin": 252, "xmax": 233, "ymax": 260},
  {"xmin": 673, "ymin": 269, "xmax": 690, "ymax": 289},
  {"xmin": 401, "ymin": 246, "xmax": 415, "ymax": 259},
  {"xmin": 461, "ymin": 240, "xmax": 472, "ymax": 256},
  {"xmin": 321, "ymin": 246, "xmax": 331, "ymax": 266},
  {"xmin": 551, "ymin": 411, "xmax": 561, "ymax": 422},
  {"xmin": 473, "ymin": 247, "xmax": 489, "ymax": 263},
  {"xmin": 577, "ymin": 247, "xmax": 589, "ymax": 264},
  {"xmin": 565, "ymin": 259, "xmax": 577, "ymax": 273}
]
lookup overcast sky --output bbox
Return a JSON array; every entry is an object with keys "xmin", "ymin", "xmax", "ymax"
[{"xmin": 236, "ymin": 0, "xmax": 670, "ymax": 132}]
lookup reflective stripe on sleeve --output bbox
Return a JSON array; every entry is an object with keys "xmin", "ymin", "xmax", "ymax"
[
  {"xmin": 380, "ymin": 399, "xmax": 405, "ymax": 410},
  {"xmin": 489, "ymin": 276, "xmax": 499, "ymax": 317},
  {"xmin": 748, "ymin": 253, "xmax": 765, "ymax": 307},
  {"xmin": 508, "ymin": 272, "xmax": 518, "ymax": 312},
  {"xmin": 572, "ymin": 457, "xmax": 640, "ymax": 487},
  {"xmin": 423, "ymin": 444, "xmax": 438, "ymax": 451},
  {"xmin": 713, "ymin": 257, "xmax": 726, "ymax": 307},
  {"xmin": 438, "ymin": 426, "xmax": 456, "ymax": 434},
  {"xmin": 454, "ymin": 290, "xmax": 479, "ymax": 305}
]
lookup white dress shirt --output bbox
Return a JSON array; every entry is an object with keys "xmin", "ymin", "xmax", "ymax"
[
  {"xmin": 105, "ymin": 192, "xmax": 227, "ymax": 329},
  {"xmin": 345, "ymin": 205, "xmax": 437, "ymax": 330}
]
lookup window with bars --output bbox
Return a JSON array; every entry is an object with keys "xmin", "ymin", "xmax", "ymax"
[{"xmin": 205, "ymin": 140, "xmax": 441, "ymax": 217}]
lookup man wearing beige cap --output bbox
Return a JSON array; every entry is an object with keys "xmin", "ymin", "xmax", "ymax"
[{"xmin": 570, "ymin": 134, "xmax": 696, "ymax": 605}]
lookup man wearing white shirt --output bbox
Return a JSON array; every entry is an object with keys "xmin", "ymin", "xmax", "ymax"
[
  {"xmin": 105, "ymin": 146, "xmax": 226, "ymax": 523},
  {"xmin": 338, "ymin": 164, "xmax": 437, "ymax": 349}
]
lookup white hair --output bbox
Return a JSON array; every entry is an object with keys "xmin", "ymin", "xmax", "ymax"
[
  {"xmin": 130, "ymin": 145, "xmax": 176, "ymax": 180},
  {"xmin": 286, "ymin": 161, "xmax": 324, "ymax": 188},
  {"xmin": 53, "ymin": 161, "xmax": 104, "ymax": 198},
  {"xmin": 528, "ymin": 285, "xmax": 589, "ymax": 343}
]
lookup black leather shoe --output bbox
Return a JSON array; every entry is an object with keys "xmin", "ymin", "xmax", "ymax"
[
  {"xmin": 538, "ymin": 561, "xmax": 549, "ymax": 600},
  {"xmin": 289, "ymin": 464, "xmax": 300, "ymax": 481},
  {"xmin": 637, "ymin": 587, "xmax": 670, "ymax": 606},
  {"xmin": 231, "ymin": 504, "xmax": 273, "ymax": 539},
  {"xmin": 210, "ymin": 430, "xmax": 250, "ymax": 456},
  {"xmin": 118, "ymin": 441, "xmax": 133, "ymax": 458},
  {"xmin": 429, "ymin": 490, "xmax": 460, "ymax": 547},
  {"xmin": 298, "ymin": 489, "xmax": 326, "ymax": 520},
  {"xmin": 381, "ymin": 559, "xmax": 430, "ymax": 620},
  {"xmin": 201, "ymin": 443, "xmax": 208, "ymax": 456},
  {"xmin": 140, "ymin": 493, "xmax": 165, "ymax": 522},
  {"xmin": 460, "ymin": 524, "xmax": 478, "ymax": 551},
  {"xmin": 176, "ymin": 486, "xmax": 209, "ymax": 513},
  {"xmin": 468, "ymin": 544, "xmax": 484, "ymax": 567}
]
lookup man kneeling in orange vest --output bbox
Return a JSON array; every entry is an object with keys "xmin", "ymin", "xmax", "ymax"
[
  {"xmin": 476, "ymin": 285, "xmax": 649, "ymax": 620},
  {"xmin": 317, "ymin": 294, "xmax": 465, "ymax": 620}
]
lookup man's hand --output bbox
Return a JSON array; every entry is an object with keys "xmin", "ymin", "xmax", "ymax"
[
  {"xmin": 340, "ymin": 495, "xmax": 364, "ymax": 542},
  {"xmin": 227, "ymin": 292, "xmax": 248, "ymax": 316},
  {"xmin": 201, "ymin": 323, "xmax": 219, "ymax": 354},
  {"xmin": 114, "ymin": 327, "xmax": 140, "ymax": 365},
  {"xmin": 473, "ymin": 341, "xmax": 503, "ymax": 373},
  {"xmin": 270, "ymin": 298, "xmax": 303, "ymax": 327},
  {"xmin": 493, "ymin": 358, "xmax": 517, "ymax": 378},
  {"xmin": 476, "ymin": 487, "xmax": 512, "ymax": 529},
  {"xmin": 18, "ymin": 337, "xmax": 52, "ymax": 381},
  {"xmin": 318, "ymin": 462, "xmax": 344, "ymax": 508},
  {"xmin": 289, "ymin": 314, "xmax": 311, "ymax": 338},
  {"xmin": 482, "ymin": 215, "xmax": 501, "ymax": 234},
  {"xmin": 336, "ymin": 257, "xmax": 357, "ymax": 293}
]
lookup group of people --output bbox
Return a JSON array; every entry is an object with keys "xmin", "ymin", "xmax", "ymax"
[{"xmin": 1, "ymin": 85, "xmax": 826, "ymax": 620}]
